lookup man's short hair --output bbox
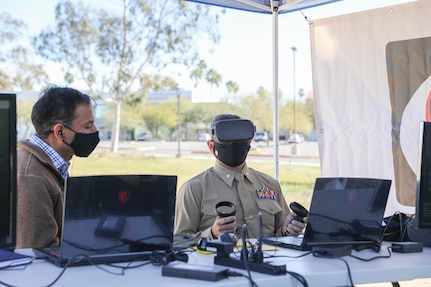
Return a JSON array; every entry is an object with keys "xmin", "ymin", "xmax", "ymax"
[
  {"xmin": 210, "ymin": 114, "xmax": 241, "ymax": 129},
  {"xmin": 31, "ymin": 86, "xmax": 96, "ymax": 138}
]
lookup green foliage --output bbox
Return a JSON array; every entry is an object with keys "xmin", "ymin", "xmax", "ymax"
[
  {"xmin": 0, "ymin": 13, "xmax": 47, "ymax": 90},
  {"xmin": 5, "ymin": 2, "xmax": 316, "ymax": 143},
  {"xmin": 190, "ymin": 59, "xmax": 208, "ymax": 87},
  {"xmin": 241, "ymin": 87, "xmax": 273, "ymax": 132},
  {"xmin": 205, "ymin": 68, "xmax": 223, "ymax": 88},
  {"xmin": 32, "ymin": 0, "xmax": 222, "ymax": 151},
  {"xmin": 280, "ymin": 100, "xmax": 314, "ymax": 134},
  {"xmin": 138, "ymin": 97, "xmax": 180, "ymax": 139},
  {"xmin": 16, "ymin": 99, "xmax": 36, "ymax": 139},
  {"xmin": 224, "ymin": 80, "xmax": 239, "ymax": 102},
  {"xmin": 225, "ymin": 80, "xmax": 239, "ymax": 94},
  {"xmin": 33, "ymin": 0, "xmax": 221, "ymax": 96}
]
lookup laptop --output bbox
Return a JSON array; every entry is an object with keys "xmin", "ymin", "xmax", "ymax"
[
  {"xmin": 33, "ymin": 174, "xmax": 177, "ymax": 267},
  {"xmin": 264, "ymin": 177, "xmax": 391, "ymax": 252}
]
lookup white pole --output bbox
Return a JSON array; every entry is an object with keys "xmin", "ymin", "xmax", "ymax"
[{"xmin": 272, "ymin": 8, "xmax": 279, "ymax": 180}]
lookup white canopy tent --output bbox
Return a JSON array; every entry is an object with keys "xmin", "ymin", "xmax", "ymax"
[{"xmin": 185, "ymin": 0, "xmax": 341, "ymax": 179}]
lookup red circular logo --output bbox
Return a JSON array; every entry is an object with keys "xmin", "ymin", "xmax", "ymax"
[{"xmin": 118, "ymin": 189, "xmax": 130, "ymax": 204}]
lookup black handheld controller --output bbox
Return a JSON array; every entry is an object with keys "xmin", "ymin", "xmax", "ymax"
[{"xmin": 289, "ymin": 201, "xmax": 308, "ymax": 223}]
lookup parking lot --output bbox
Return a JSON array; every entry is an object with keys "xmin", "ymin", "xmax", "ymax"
[{"xmin": 97, "ymin": 140, "xmax": 320, "ymax": 166}]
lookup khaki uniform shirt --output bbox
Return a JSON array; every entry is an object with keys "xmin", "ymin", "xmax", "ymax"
[{"xmin": 174, "ymin": 163, "xmax": 290, "ymax": 239}]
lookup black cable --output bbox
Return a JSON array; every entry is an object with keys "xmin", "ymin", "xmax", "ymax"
[
  {"xmin": 240, "ymin": 224, "xmax": 259, "ymax": 287},
  {"xmin": 398, "ymin": 212, "xmax": 403, "ymax": 241},
  {"xmin": 226, "ymin": 270, "xmax": 258, "ymax": 284},
  {"xmin": 381, "ymin": 211, "xmax": 412, "ymax": 243},
  {"xmin": 105, "ymin": 259, "xmax": 152, "ymax": 270},
  {"xmin": 287, "ymin": 270, "xmax": 309, "ymax": 287},
  {"xmin": 0, "ymin": 254, "xmax": 99, "ymax": 287},
  {"xmin": 263, "ymin": 248, "xmax": 310, "ymax": 287},
  {"xmin": 0, "ymin": 253, "xmax": 156, "ymax": 287},
  {"xmin": 62, "ymin": 234, "xmax": 170, "ymax": 254},
  {"xmin": 312, "ymin": 251, "xmax": 355, "ymax": 287},
  {"xmin": 401, "ymin": 214, "xmax": 415, "ymax": 241},
  {"xmin": 265, "ymin": 250, "xmax": 314, "ymax": 259},
  {"xmin": 348, "ymin": 246, "xmax": 392, "ymax": 262},
  {"xmin": 380, "ymin": 211, "xmax": 396, "ymax": 241}
]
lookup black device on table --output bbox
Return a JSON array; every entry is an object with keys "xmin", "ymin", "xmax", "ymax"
[
  {"xmin": 408, "ymin": 121, "xmax": 431, "ymax": 246},
  {"xmin": 0, "ymin": 94, "xmax": 33, "ymax": 268}
]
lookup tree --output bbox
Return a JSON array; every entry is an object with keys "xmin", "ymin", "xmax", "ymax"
[
  {"xmin": 279, "ymin": 100, "xmax": 314, "ymax": 136},
  {"xmin": 205, "ymin": 68, "xmax": 222, "ymax": 98},
  {"xmin": 16, "ymin": 98, "xmax": 36, "ymax": 139},
  {"xmin": 0, "ymin": 13, "xmax": 47, "ymax": 91},
  {"xmin": 190, "ymin": 59, "xmax": 208, "ymax": 87},
  {"xmin": 33, "ymin": 0, "xmax": 221, "ymax": 152},
  {"xmin": 224, "ymin": 80, "xmax": 239, "ymax": 103},
  {"xmin": 102, "ymin": 103, "xmax": 143, "ymax": 140},
  {"xmin": 241, "ymin": 87, "xmax": 273, "ymax": 133},
  {"xmin": 142, "ymin": 99, "xmax": 177, "ymax": 140}
]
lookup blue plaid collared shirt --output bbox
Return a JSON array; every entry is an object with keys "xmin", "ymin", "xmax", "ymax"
[{"xmin": 30, "ymin": 134, "xmax": 70, "ymax": 179}]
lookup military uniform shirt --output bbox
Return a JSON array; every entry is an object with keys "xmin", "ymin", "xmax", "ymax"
[{"xmin": 174, "ymin": 162, "xmax": 290, "ymax": 239}]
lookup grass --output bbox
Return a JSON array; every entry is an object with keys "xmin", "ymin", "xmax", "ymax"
[{"xmin": 70, "ymin": 150, "xmax": 321, "ymax": 209}]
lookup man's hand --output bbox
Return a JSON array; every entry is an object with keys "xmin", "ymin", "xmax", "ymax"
[
  {"xmin": 211, "ymin": 216, "xmax": 237, "ymax": 238},
  {"xmin": 283, "ymin": 212, "xmax": 307, "ymax": 236}
]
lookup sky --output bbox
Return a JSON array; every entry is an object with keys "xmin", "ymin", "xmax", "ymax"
[{"xmin": 2, "ymin": 0, "xmax": 416, "ymax": 103}]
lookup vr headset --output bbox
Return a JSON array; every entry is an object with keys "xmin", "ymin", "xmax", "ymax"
[{"xmin": 212, "ymin": 119, "xmax": 256, "ymax": 143}]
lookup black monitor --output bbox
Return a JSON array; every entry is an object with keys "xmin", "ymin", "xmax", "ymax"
[
  {"xmin": 415, "ymin": 121, "xmax": 431, "ymax": 229},
  {"xmin": 0, "ymin": 93, "xmax": 17, "ymax": 250}
]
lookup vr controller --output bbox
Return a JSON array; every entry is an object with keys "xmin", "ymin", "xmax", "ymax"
[
  {"xmin": 215, "ymin": 201, "xmax": 238, "ymax": 244},
  {"xmin": 289, "ymin": 201, "xmax": 308, "ymax": 223},
  {"xmin": 214, "ymin": 201, "xmax": 236, "ymax": 218}
]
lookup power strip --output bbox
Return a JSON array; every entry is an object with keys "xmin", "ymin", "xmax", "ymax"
[
  {"xmin": 162, "ymin": 262, "xmax": 229, "ymax": 281},
  {"xmin": 214, "ymin": 255, "xmax": 286, "ymax": 275}
]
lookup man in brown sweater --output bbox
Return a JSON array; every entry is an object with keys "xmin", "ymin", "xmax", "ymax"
[{"xmin": 16, "ymin": 87, "xmax": 100, "ymax": 248}]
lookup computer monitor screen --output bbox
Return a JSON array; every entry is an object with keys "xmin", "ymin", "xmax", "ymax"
[
  {"xmin": 0, "ymin": 94, "xmax": 17, "ymax": 249},
  {"xmin": 415, "ymin": 121, "xmax": 431, "ymax": 229}
]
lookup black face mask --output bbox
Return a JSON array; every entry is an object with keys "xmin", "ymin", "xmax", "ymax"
[
  {"xmin": 63, "ymin": 125, "xmax": 100, "ymax": 157},
  {"xmin": 213, "ymin": 142, "xmax": 250, "ymax": 167}
]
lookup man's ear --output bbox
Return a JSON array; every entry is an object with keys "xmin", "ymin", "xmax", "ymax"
[
  {"xmin": 207, "ymin": 139, "xmax": 214, "ymax": 153},
  {"xmin": 52, "ymin": 123, "xmax": 64, "ymax": 140}
]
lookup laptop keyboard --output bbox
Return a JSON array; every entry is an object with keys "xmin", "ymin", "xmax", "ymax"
[{"xmin": 44, "ymin": 248, "xmax": 61, "ymax": 258}]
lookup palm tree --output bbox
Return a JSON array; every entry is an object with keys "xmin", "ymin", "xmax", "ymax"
[
  {"xmin": 225, "ymin": 80, "xmax": 239, "ymax": 103},
  {"xmin": 205, "ymin": 68, "xmax": 222, "ymax": 99}
]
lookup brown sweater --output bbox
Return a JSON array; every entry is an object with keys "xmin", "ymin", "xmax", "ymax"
[{"xmin": 16, "ymin": 140, "xmax": 65, "ymax": 249}]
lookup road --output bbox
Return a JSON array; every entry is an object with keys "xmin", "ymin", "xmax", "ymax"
[{"xmin": 97, "ymin": 140, "xmax": 320, "ymax": 166}]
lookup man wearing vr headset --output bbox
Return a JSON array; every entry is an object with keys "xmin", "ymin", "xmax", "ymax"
[{"xmin": 174, "ymin": 114, "xmax": 306, "ymax": 240}]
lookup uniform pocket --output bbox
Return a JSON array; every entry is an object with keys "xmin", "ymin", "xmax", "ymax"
[{"xmin": 256, "ymin": 199, "xmax": 282, "ymax": 215}]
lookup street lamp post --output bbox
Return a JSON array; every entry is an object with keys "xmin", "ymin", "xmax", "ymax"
[
  {"xmin": 291, "ymin": 46, "xmax": 299, "ymax": 155},
  {"xmin": 176, "ymin": 90, "xmax": 182, "ymax": 158}
]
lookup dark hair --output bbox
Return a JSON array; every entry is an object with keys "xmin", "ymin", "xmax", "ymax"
[
  {"xmin": 31, "ymin": 86, "xmax": 96, "ymax": 138},
  {"xmin": 210, "ymin": 114, "xmax": 241, "ymax": 129}
]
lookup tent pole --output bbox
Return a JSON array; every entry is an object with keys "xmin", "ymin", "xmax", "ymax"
[{"xmin": 272, "ymin": 8, "xmax": 280, "ymax": 180}]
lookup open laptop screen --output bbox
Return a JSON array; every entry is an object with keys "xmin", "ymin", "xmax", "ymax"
[
  {"xmin": 60, "ymin": 175, "xmax": 177, "ymax": 260},
  {"xmin": 302, "ymin": 177, "xmax": 391, "ymax": 248}
]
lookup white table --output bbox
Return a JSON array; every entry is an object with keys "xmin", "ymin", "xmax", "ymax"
[{"xmin": 1, "ymin": 242, "xmax": 430, "ymax": 287}]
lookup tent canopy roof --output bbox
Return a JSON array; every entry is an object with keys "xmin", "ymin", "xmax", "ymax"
[{"xmin": 186, "ymin": 0, "xmax": 342, "ymax": 14}]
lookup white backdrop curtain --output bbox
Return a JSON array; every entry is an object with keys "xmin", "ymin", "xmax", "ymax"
[{"xmin": 310, "ymin": 0, "xmax": 431, "ymax": 216}]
